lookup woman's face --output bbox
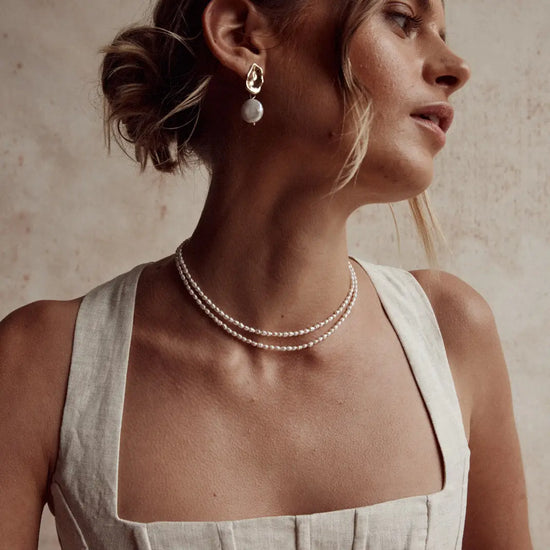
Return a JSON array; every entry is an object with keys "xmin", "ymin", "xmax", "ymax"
[
  {"xmin": 266, "ymin": 0, "xmax": 469, "ymax": 205},
  {"xmin": 345, "ymin": 0, "xmax": 471, "ymax": 202},
  {"xmin": 230, "ymin": 0, "xmax": 471, "ymax": 207}
]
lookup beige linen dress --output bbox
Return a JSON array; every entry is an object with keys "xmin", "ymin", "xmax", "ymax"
[{"xmin": 49, "ymin": 259, "xmax": 470, "ymax": 549}]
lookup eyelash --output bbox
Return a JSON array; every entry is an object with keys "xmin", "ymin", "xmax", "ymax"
[{"xmin": 387, "ymin": 12, "xmax": 424, "ymax": 36}]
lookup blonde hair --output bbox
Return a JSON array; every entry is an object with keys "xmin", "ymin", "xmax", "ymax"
[{"xmin": 101, "ymin": 0, "xmax": 443, "ymax": 263}]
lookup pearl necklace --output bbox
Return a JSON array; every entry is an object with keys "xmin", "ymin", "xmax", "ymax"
[{"xmin": 174, "ymin": 242, "xmax": 358, "ymax": 352}]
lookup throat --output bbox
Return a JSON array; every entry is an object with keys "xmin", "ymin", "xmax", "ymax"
[{"xmin": 175, "ymin": 239, "xmax": 356, "ymax": 348}]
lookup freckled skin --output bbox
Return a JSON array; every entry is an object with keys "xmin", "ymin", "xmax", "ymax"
[
  {"xmin": 211, "ymin": 0, "xmax": 468, "ymax": 211},
  {"xmin": 345, "ymin": 2, "xmax": 469, "ymax": 202}
]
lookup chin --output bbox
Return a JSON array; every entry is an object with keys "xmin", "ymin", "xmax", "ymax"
[{"xmin": 355, "ymin": 151, "xmax": 435, "ymax": 204}]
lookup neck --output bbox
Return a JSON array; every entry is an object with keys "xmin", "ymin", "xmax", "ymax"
[{"xmin": 182, "ymin": 160, "xmax": 356, "ymax": 334}]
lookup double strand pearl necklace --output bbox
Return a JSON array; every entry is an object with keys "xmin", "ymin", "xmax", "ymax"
[{"xmin": 174, "ymin": 242, "xmax": 358, "ymax": 352}]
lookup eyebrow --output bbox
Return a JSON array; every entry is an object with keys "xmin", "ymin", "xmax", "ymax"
[{"xmin": 415, "ymin": 0, "xmax": 447, "ymax": 42}]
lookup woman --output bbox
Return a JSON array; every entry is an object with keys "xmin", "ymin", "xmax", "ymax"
[{"xmin": 0, "ymin": 0, "xmax": 532, "ymax": 548}]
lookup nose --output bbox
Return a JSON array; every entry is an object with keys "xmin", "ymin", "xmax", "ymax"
[{"xmin": 423, "ymin": 46, "xmax": 471, "ymax": 96}]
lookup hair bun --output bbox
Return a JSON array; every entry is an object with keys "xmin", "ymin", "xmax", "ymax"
[{"xmin": 101, "ymin": 24, "xmax": 206, "ymax": 172}]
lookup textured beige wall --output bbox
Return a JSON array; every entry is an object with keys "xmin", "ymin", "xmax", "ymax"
[{"xmin": 1, "ymin": 0, "xmax": 548, "ymax": 548}]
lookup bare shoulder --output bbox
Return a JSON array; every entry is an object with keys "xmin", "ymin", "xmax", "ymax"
[
  {"xmin": 409, "ymin": 268, "xmax": 496, "ymax": 352},
  {"xmin": 0, "ymin": 297, "xmax": 82, "ymax": 448},
  {"xmin": 410, "ymin": 269, "xmax": 497, "ymax": 411},
  {"xmin": 410, "ymin": 269, "xmax": 533, "ymax": 548},
  {"xmin": 0, "ymin": 297, "xmax": 82, "ymax": 458},
  {"xmin": 1, "ymin": 298, "xmax": 82, "ymax": 387},
  {"xmin": 1, "ymin": 296, "xmax": 82, "ymax": 339},
  {"xmin": 0, "ymin": 298, "xmax": 82, "ymax": 543}
]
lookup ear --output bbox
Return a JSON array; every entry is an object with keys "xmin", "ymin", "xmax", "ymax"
[{"xmin": 202, "ymin": 0, "xmax": 271, "ymax": 79}]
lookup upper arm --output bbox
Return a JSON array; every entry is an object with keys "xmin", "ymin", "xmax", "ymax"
[
  {"xmin": 0, "ymin": 300, "xmax": 79, "ymax": 549},
  {"xmin": 411, "ymin": 269, "xmax": 533, "ymax": 550}
]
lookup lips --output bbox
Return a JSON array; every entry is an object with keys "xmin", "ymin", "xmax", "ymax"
[{"xmin": 410, "ymin": 103, "xmax": 454, "ymax": 134}]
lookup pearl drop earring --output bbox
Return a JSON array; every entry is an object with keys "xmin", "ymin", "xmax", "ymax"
[{"xmin": 241, "ymin": 63, "xmax": 264, "ymax": 125}]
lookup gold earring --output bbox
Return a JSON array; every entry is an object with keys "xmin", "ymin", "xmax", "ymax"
[{"xmin": 241, "ymin": 63, "xmax": 264, "ymax": 125}]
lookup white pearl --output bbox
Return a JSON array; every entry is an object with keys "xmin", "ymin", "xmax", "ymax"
[
  {"xmin": 174, "ymin": 241, "xmax": 358, "ymax": 352},
  {"xmin": 241, "ymin": 98, "xmax": 264, "ymax": 124}
]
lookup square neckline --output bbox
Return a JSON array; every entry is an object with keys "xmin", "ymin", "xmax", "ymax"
[{"xmin": 112, "ymin": 258, "xmax": 449, "ymax": 528}]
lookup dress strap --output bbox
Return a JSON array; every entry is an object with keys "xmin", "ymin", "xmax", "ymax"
[
  {"xmin": 52, "ymin": 264, "xmax": 147, "ymax": 530},
  {"xmin": 355, "ymin": 259, "xmax": 470, "ymax": 548}
]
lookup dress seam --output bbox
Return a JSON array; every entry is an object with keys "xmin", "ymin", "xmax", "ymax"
[
  {"xmin": 424, "ymin": 495, "xmax": 430, "ymax": 550},
  {"xmin": 51, "ymin": 481, "xmax": 88, "ymax": 549},
  {"xmin": 453, "ymin": 452, "xmax": 470, "ymax": 549}
]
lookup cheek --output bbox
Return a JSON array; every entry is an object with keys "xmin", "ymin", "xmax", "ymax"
[
  {"xmin": 349, "ymin": 27, "xmax": 415, "ymax": 112},
  {"xmin": 341, "ymin": 31, "xmax": 437, "ymax": 200}
]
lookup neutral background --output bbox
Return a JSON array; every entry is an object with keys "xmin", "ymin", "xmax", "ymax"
[{"xmin": 1, "ymin": 0, "xmax": 548, "ymax": 548}]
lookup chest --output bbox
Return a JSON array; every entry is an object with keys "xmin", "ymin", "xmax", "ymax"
[{"xmin": 117, "ymin": 328, "xmax": 446, "ymax": 523}]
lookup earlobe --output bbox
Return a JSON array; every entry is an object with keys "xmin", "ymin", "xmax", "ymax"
[{"xmin": 202, "ymin": 0, "xmax": 269, "ymax": 79}]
